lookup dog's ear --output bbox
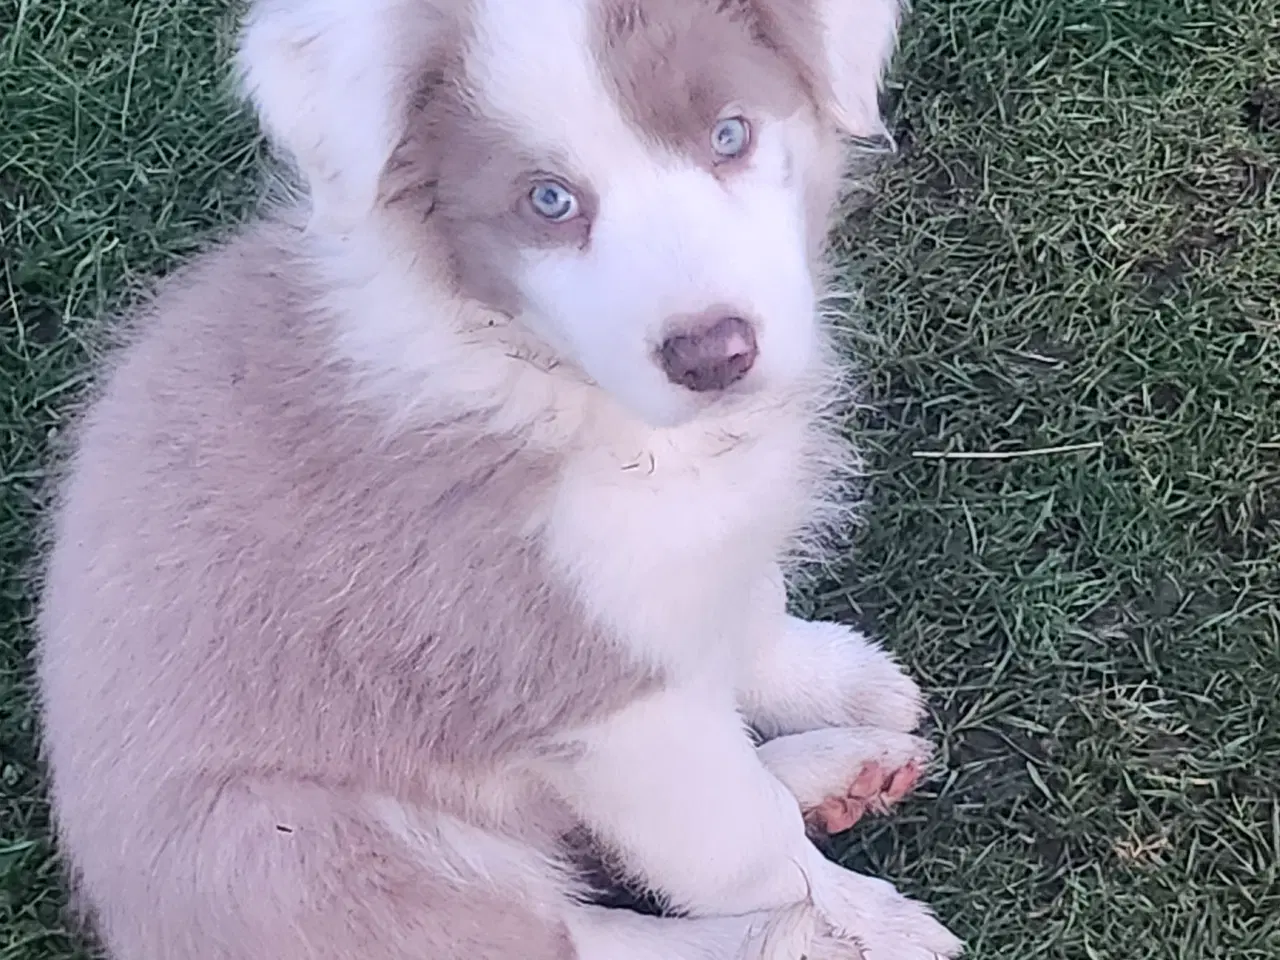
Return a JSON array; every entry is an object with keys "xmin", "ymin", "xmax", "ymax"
[
  {"xmin": 237, "ymin": 0, "xmax": 448, "ymax": 232},
  {"xmin": 755, "ymin": 0, "xmax": 904, "ymax": 140},
  {"xmin": 811, "ymin": 0, "xmax": 904, "ymax": 139}
]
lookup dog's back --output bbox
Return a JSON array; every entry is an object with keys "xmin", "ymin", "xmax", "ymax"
[{"xmin": 37, "ymin": 221, "xmax": 611, "ymax": 955}]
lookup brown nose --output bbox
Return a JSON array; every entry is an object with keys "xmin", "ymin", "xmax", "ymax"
[{"xmin": 658, "ymin": 315, "xmax": 759, "ymax": 393}]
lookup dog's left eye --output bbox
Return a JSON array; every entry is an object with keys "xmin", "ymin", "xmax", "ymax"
[
  {"xmin": 529, "ymin": 181, "xmax": 579, "ymax": 222},
  {"xmin": 711, "ymin": 116, "xmax": 751, "ymax": 159}
]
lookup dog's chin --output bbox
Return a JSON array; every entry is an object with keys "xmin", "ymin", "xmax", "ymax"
[
  {"xmin": 600, "ymin": 385, "xmax": 702, "ymax": 431},
  {"xmin": 600, "ymin": 377, "xmax": 770, "ymax": 432}
]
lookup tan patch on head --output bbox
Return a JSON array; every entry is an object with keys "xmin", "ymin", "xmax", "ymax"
[
  {"xmin": 376, "ymin": 0, "xmax": 843, "ymax": 313},
  {"xmin": 593, "ymin": 0, "xmax": 814, "ymax": 164},
  {"xmin": 383, "ymin": 51, "xmax": 599, "ymax": 315}
]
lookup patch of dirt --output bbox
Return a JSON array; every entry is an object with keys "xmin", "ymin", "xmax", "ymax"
[
  {"xmin": 22, "ymin": 302, "xmax": 63, "ymax": 345},
  {"xmin": 1133, "ymin": 147, "xmax": 1272, "ymax": 301},
  {"xmin": 946, "ymin": 725, "xmax": 1059, "ymax": 817},
  {"xmin": 1017, "ymin": 809, "xmax": 1110, "ymax": 903},
  {"xmin": 1132, "ymin": 255, "xmax": 1187, "ymax": 299},
  {"xmin": 1146, "ymin": 382, "xmax": 1185, "ymax": 416},
  {"xmin": 1031, "ymin": 827, "xmax": 1106, "ymax": 874},
  {"xmin": 951, "ymin": 728, "xmax": 1008, "ymax": 765},
  {"xmin": 892, "ymin": 114, "xmax": 917, "ymax": 159},
  {"xmin": 922, "ymin": 153, "xmax": 982, "ymax": 201},
  {"xmin": 1209, "ymin": 496, "xmax": 1279, "ymax": 563},
  {"xmin": 1171, "ymin": 220, "xmax": 1230, "ymax": 258},
  {"xmin": 1131, "ymin": 731, "xmax": 1195, "ymax": 775},
  {"xmin": 0, "ymin": 170, "xmax": 21, "ymax": 206},
  {"xmin": 1029, "ymin": 512, "xmax": 1088, "ymax": 560},
  {"xmin": 0, "ymin": 174, "xmax": 20, "ymax": 271},
  {"xmin": 1242, "ymin": 83, "xmax": 1280, "ymax": 134},
  {"xmin": 1229, "ymin": 151, "xmax": 1276, "ymax": 201},
  {"xmin": 3, "ymin": 265, "xmax": 65, "ymax": 345},
  {"xmin": 1144, "ymin": 574, "xmax": 1184, "ymax": 620},
  {"xmin": 1134, "ymin": 222, "xmax": 1237, "ymax": 300}
]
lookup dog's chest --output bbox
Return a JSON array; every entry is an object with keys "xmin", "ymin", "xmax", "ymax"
[{"xmin": 542, "ymin": 419, "xmax": 812, "ymax": 674}]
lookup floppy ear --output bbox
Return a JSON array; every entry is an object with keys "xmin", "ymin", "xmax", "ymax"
[
  {"xmin": 754, "ymin": 0, "xmax": 904, "ymax": 140},
  {"xmin": 236, "ymin": 0, "xmax": 447, "ymax": 231},
  {"xmin": 810, "ymin": 0, "xmax": 904, "ymax": 139}
]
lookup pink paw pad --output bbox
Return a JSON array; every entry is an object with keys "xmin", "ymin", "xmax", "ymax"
[{"xmin": 803, "ymin": 760, "xmax": 922, "ymax": 835}]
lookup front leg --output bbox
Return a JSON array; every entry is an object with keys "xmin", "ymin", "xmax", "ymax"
[
  {"xmin": 546, "ymin": 685, "xmax": 961, "ymax": 960},
  {"xmin": 737, "ymin": 568, "xmax": 926, "ymax": 739}
]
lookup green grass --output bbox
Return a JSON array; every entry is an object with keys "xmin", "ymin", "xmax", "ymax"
[{"xmin": 2, "ymin": 1, "xmax": 1278, "ymax": 958}]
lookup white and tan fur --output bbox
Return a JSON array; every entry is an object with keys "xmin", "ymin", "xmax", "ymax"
[{"xmin": 36, "ymin": 1, "xmax": 962, "ymax": 959}]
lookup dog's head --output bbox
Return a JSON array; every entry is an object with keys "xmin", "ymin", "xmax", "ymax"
[{"xmin": 240, "ymin": 0, "xmax": 902, "ymax": 427}]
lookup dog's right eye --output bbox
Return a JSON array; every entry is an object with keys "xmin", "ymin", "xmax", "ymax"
[
  {"xmin": 711, "ymin": 116, "xmax": 751, "ymax": 160},
  {"xmin": 528, "ymin": 181, "xmax": 579, "ymax": 222}
]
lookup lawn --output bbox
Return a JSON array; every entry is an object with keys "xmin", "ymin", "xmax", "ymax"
[{"xmin": 2, "ymin": 1, "xmax": 1278, "ymax": 958}]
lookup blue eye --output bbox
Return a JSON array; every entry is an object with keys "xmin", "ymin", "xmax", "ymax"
[
  {"xmin": 529, "ymin": 181, "xmax": 579, "ymax": 221},
  {"xmin": 711, "ymin": 116, "xmax": 751, "ymax": 159}
]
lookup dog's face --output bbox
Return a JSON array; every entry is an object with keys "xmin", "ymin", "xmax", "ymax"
[{"xmin": 240, "ymin": 0, "xmax": 902, "ymax": 427}]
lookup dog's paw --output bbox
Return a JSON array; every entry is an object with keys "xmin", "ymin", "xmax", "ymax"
[
  {"xmin": 803, "ymin": 756, "xmax": 924, "ymax": 836},
  {"xmin": 744, "ymin": 617, "xmax": 929, "ymax": 740},
  {"xmin": 744, "ymin": 903, "xmax": 868, "ymax": 960},
  {"xmin": 803, "ymin": 621, "xmax": 926, "ymax": 735},
  {"xmin": 757, "ymin": 727, "xmax": 933, "ymax": 835},
  {"xmin": 748, "ymin": 905, "xmax": 864, "ymax": 960},
  {"xmin": 810, "ymin": 866, "xmax": 963, "ymax": 960}
]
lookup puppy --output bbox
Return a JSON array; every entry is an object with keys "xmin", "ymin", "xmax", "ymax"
[{"xmin": 36, "ymin": 1, "xmax": 962, "ymax": 959}]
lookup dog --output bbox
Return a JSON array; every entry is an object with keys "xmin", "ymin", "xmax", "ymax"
[{"xmin": 35, "ymin": 1, "xmax": 963, "ymax": 958}]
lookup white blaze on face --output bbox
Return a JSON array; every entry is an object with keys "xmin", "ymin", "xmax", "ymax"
[{"xmin": 466, "ymin": 0, "xmax": 821, "ymax": 428}]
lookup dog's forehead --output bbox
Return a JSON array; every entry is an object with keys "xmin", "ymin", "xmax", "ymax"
[
  {"xmin": 466, "ymin": 0, "xmax": 638, "ymax": 171},
  {"xmin": 594, "ymin": 0, "xmax": 810, "ymax": 153},
  {"xmin": 464, "ymin": 0, "xmax": 807, "ymax": 174}
]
